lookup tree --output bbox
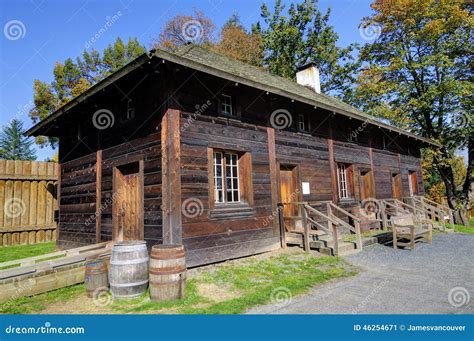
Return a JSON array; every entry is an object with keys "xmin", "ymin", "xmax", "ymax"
[
  {"xmin": 0, "ymin": 119, "xmax": 36, "ymax": 160},
  {"xmin": 213, "ymin": 14, "xmax": 264, "ymax": 67},
  {"xmin": 30, "ymin": 37, "xmax": 146, "ymax": 148},
  {"xmin": 354, "ymin": 0, "xmax": 473, "ymax": 224},
  {"xmin": 155, "ymin": 9, "xmax": 215, "ymax": 50},
  {"xmin": 423, "ymin": 152, "xmax": 467, "ymax": 204},
  {"xmin": 257, "ymin": 0, "xmax": 360, "ymax": 98}
]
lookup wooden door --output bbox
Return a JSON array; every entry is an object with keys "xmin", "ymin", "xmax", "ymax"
[
  {"xmin": 392, "ymin": 173, "xmax": 402, "ymax": 199},
  {"xmin": 408, "ymin": 171, "xmax": 418, "ymax": 196},
  {"xmin": 113, "ymin": 162, "xmax": 144, "ymax": 241},
  {"xmin": 359, "ymin": 170, "xmax": 375, "ymax": 200},
  {"xmin": 279, "ymin": 166, "xmax": 299, "ymax": 230}
]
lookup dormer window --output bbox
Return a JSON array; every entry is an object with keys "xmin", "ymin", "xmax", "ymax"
[
  {"xmin": 126, "ymin": 99, "xmax": 135, "ymax": 120},
  {"xmin": 220, "ymin": 94, "xmax": 234, "ymax": 116},
  {"xmin": 348, "ymin": 129, "xmax": 358, "ymax": 142},
  {"xmin": 77, "ymin": 125, "xmax": 82, "ymax": 141}
]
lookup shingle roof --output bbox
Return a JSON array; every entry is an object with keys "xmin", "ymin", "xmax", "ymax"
[{"xmin": 26, "ymin": 45, "xmax": 439, "ymax": 147}]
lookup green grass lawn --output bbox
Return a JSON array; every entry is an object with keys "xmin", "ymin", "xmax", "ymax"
[
  {"xmin": 0, "ymin": 242, "xmax": 56, "ymax": 263},
  {"xmin": 343, "ymin": 229, "xmax": 387, "ymax": 242},
  {"xmin": 0, "ymin": 251, "xmax": 357, "ymax": 315},
  {"xmin": 0, "ymin": 284, "xmax": 83, "ymax": 314},
  {"xmin": 446, "ymin": 217, "xmax": 474, "ymax": 235}
]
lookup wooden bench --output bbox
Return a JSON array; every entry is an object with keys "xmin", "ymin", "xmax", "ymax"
[{"xmin": 391, "ymin": 214, "xmax": 433, "ymax": 250}]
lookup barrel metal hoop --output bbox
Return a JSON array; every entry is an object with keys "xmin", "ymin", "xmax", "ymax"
[
  {"xmin": 150, "ymin": 252, "xmax": 185, "ymax": 260},
  {"xmin": 109, "ymin": 279, "xmax": 149, "ymax": 287},
  {"xmin": 149, "ymin": 280, "xmax": 185, "ymax": 286},
  {"xmin": 149, "ymin": 267, "xmax": 186, "ymax": 275}
]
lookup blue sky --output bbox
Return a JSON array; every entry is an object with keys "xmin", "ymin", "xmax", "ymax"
[{"xmin": 0, "ymin": 0, "xmax": 373, "ymax": 160}]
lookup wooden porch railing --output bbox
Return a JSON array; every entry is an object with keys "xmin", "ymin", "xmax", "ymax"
[
  {"xmin": 384, "ymin": 198, "xmax": 424, "ymax": 217},
  {"xmin": 407, "ymin": 196, "xmax": 454, "ymax": 225},
  {"xmin": 278, "ymin": 201, "xmax": 363, "ymax": 255},
  {"xmin": 326, "ymin": 202, "xmax": 363, "ymax": 251}
]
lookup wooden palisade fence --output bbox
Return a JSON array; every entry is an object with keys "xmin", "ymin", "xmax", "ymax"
[{"xmin": 0, "ymin": 160, "xmax": 58, "ymax": 246}]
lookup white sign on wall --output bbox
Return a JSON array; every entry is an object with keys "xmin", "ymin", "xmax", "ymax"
[{"xmin": 302, "ymin": 182, "xmax": 310, "ymax": 195}]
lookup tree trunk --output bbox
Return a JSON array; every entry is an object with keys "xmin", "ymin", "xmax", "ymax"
[
  {"xmin": 436, "ymin": 149, "xmax": 470, "ymax": 226},
  {"xmin": 454, "ymin": 207, "xmax": 468, "ymax": 226}
]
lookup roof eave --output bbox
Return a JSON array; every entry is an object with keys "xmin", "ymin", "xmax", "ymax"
[{"xmin": 25, "ymin": 52, "xmax": 153, "ymax": 137}]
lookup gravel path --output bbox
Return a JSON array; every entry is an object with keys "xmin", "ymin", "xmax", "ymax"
[{"xmin": 248, "ymin": 233, "xmax": 474, "ymax": 314}]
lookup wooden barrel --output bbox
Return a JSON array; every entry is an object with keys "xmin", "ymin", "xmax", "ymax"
[
  {"xmin": 84, "ymin": 258, "xmax": 109, "ymax": 298},
  {"xmin": 109, "ymin": 241, "xmax": 149, "ymax": 299},
  {"xmin": 149, "ymin": 244, "xmax": 186, "ymax": 302}
]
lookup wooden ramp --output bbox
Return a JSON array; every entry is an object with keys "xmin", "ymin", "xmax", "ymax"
[{"xmin": 0, "ymin": 242, "xmax": 111, "ymax": 304}]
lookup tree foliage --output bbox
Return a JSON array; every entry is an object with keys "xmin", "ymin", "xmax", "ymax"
[
  {"xmin": 354, "ymin": 0, "xmax": 473, "ymax": 224},
  {"xmin": 155, "ymin": 9, "xmax": 215, "ymax": 50},
  {"xmin": 423, "ymin": 151, "xmax": 467, "ymax": 203},
  {"xmin": 0, "ymin": 119, "xmax": 36, "ymax": 161},
  {"xmin": 257, "ymin": 0, "xmax": 360, "ymax": 98},
  {"xmin": 212, "ymin": 14, "xmax": 264, "ymax": 67},
  {"xmin": 30, "ymin": 37, "xmax": 146, "ymax": 148},
  {"xmin": 154, "ymin": 2, "xmax": 358, "ymax": 97}
]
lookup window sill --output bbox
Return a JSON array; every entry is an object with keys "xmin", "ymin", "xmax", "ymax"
[
  {"xmin": 209, "ymin": 203, "xmax": 255, "ymax": 219},
  {"xmin": 338, "ymin": 198, "xmax": 357, "ymax": 205}
]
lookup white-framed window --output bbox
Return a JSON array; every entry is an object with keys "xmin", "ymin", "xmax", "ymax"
[
  {"xmin": 214, "ymin": 152, "xmax": 240, "ymax": 203},
  {"xmin": 214, "ymin": 152, "xmax": 224, "ymax": 203},
  {"xmin": 220, "ymin": 94, "xmax": 234, "ymax": 116},
  {"xmin": 337, "ymin": 164, "xmax": 349, "ymax": 199},
  {"xmin": 298, "ymin": 114, "xmax": 306, "ymax": 131}
]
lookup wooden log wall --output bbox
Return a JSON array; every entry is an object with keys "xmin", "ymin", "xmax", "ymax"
[
  {"xmin": 372, "ymin": 149, "xmax": 400, "ymax": 199},
  {"xmin": 101, "ymin": 131, "xmax": 163, "ymax": 246},
  {"xmin": 400, "ymin": 154, "xmax": 425, "ymax": 196},
  {"xmin": 179, "ymin": 112, "xmax": 280, "ymax": 267},
  {"xmin": 58, "ymin": 131, "xmax": 163, "ymax": 249},
  {"xmin": 0, "ymin": 160, "xmax": 58, "ymax": 246},
  {"xmin": 59, "ymin": 153, "xmax": 97, "ymax": 248},
  {"xmin": 275, "ymin": 130, "xmax": 333, "ymax": 202}
]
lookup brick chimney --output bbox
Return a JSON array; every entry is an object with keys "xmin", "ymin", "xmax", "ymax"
[{"xmin": 296, "ymin": 63, "xmax": 321, "ymax": 94}]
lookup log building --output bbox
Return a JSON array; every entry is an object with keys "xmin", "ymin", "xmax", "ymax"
[{"xmin": 27, "ymin": 45, "xmax": 439, "ymax": 266}]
